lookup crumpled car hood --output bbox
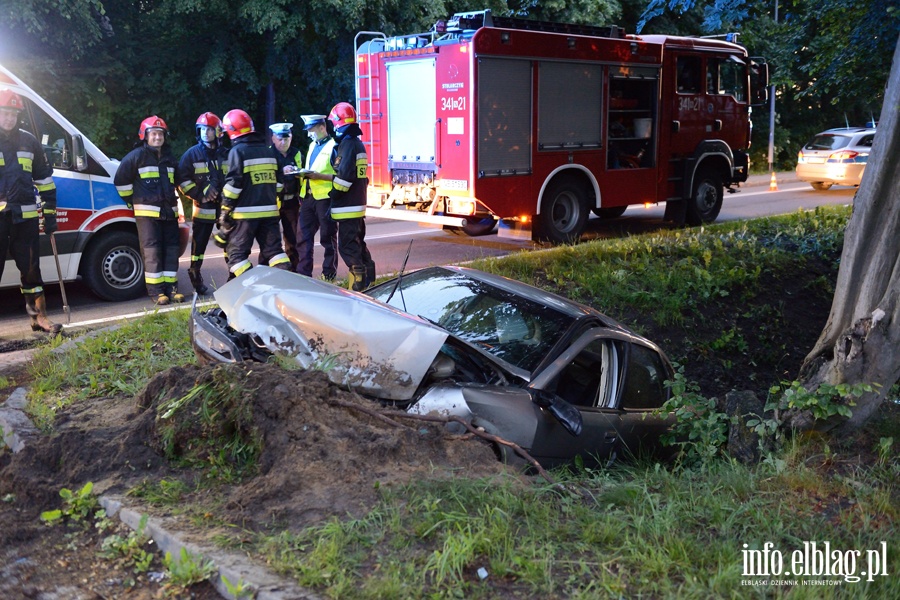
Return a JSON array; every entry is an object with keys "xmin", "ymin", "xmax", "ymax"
[{"xmin": 213, "ymin": 267, "xmax": 449, "ymax": 400}]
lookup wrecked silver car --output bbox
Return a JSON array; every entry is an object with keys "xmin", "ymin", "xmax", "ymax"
[{"xmin": 191, "ymin": 266, "xmax": 675, "ymax": 466}]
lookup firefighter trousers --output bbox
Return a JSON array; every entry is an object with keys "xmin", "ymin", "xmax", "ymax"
[
  {"xmin": 135, "ymin": 216, "xmax": 181, "ymax": 297},
  {"xmin": 190, "ymin": 218, "xmax": 215, "ymax": 270},
  {"xmin": 225, "ymin": 218, "xmax": 291, "ymax": 278},
  {"xmin": 335, "ymin": 217, "xmax": 375, "ymax": 286},
  {"xmin": 0, "ymin": 213, "xmax": 45, "ymax": 297},
  {"xmin": 280, "ymin": 200, "xmax": 300, "ymax": 272},
  {"xmin": 297, "ymin": 196, "xmax": 337, "ymax": 279}
]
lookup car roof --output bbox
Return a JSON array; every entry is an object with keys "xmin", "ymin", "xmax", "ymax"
[{"xmin": 816, "ymin": 127, "xmax": 876, "ymax": 136}]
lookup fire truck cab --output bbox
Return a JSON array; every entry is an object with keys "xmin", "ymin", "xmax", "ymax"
[{"xmin": 356, "ymin": 10, "xmax": 768, "ymax": 243}]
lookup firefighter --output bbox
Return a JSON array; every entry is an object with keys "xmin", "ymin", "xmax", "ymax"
[
  {"xmin": 0, "ymin": 89, "xmax": 61, "ymax": 333},
  {"xmin": 269, "ymin": 122, "xmax": 303, "ymax": 272},
  {"xmin": 176, "ymin": 112, "xmax": 227, "ymax": 295},
  {"xmin": 326, "ymin": 102, "xmax": 375, "ymax": 291},
  {"xmin": 114, "ymin": 116, "xmax": 183, "ymax": 304},
  {"xmin": 295, "ymin": 114, "xmax": 337, "ymax": 280},
  {"xmin": 219, "ymin": 109, "xmax": 291, "ymax": 278}
]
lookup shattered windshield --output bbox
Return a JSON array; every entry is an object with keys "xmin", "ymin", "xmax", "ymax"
[{"xmin": 368, "ymin": 268, "xmax": 574, "ymax": 373}]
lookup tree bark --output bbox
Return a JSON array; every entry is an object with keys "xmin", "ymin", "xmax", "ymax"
[{"xmin": 799, "ymin": 37, "xmax": 900, "ymax": 432}]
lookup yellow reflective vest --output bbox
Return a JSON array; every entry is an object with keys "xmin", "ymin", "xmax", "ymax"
[{"xmin": 299, "ymin": 137, "xmax": 336, "ymax": 200}]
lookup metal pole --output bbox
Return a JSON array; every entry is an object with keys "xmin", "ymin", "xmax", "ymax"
[
  {"xmin": 49, "ymin": 233, "xmax": 71, "ymax": 325},
  {"xmin": 767, "ymin": 0, "xmax": 779, "ymax": 174}
]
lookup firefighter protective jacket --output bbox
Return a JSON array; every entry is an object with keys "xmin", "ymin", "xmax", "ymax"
[
  {"xmin": 0, "ymin": 127, "xmax": 57, "ymax": 223},
  {"xmin": 300, "ymin": 136, "xmax": 336, "ymax": 200},
  {"xmin": 272, "ymin": 145, "xmax": 303, "ymax": 208},
  {"xmin": 328, "ymin": 125, "xmax": 367, "ymax": 220},
  {"xmin": 223, "ymin": 132, "xmax": 283, "ymax": 219},
  {"xmin": 176, "ymin": 141, "xmax": 227, "ymax": 222},
  {"xmin": 114, "ymin": 143, "xmax": 179, "ymax": 220}
]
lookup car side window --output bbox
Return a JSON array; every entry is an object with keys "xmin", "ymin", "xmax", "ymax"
[
  {"xmin": 858, "ymin": 135, "xmax": 874, "ymax": 148},
  {"xmin": 546, "ymin": 340, "xmax": 612, "ymax": 408},
  {"xmin": 620, "ymin": 344, "xmax": 668, "ymax": 410}
]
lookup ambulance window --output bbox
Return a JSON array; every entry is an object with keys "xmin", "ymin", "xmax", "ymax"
[
  {"xmin": 677, "ymin": 57, "xmax": 701, "ymax": 94},
  {"xmin": 19, "ymin": 101, "xmax": 74, "ymax": 170}
]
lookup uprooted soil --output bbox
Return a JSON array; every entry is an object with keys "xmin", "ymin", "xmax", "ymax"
[{"xmin": 0, "ymin": 363, "xmax": 508, "ymax": 599}]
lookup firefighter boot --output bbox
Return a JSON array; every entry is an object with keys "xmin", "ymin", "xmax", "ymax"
[
  {"xmin": 170, "ymin": 285, "xmax": 186, "ymax": 303},
  {"xmin": 27, "ymin": 295, "xmax": 62, "ymax": 335},
  {"xmin": 364, "ymin": 259, "xmax": 377, "ymax": 288},
  {"xmin": 348, "ymin": 266, "xmax": 367, "ymax": 292},
  {"xmin": 188, "ymin": 267, "xmax": 209, "ymax": 295}
]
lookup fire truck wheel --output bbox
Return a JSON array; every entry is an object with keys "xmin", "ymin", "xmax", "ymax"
[
  {"xmin": 592, "ymin": 206, "xmax": 627, "ymax": 219},
  {"xmin": 538, "ymin": 178, "xmax": 590, "ymax": 243},
  {"xmin": 81, "ymin": 230, "xmax": 145, "ymax": 302},
  {"xmin": 687, "ymin": 169, "xmax": 723, "ymax": 226}
]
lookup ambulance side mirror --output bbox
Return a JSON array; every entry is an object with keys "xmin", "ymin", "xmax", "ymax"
[{"xmin": 72, "ymin": 134, "xmax": 88, "ymax": 172}]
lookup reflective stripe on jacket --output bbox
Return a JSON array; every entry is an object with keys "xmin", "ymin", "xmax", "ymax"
[
  {"xmin": 222, "ymin": 132, "xmax": 283, "ymax": 220},
  {"xmin": 113, "ymin": 143, "xmax": 178, "ymax": 220},
  {"xmin": 0, "ymin": 128, "xmax": 57, "ymax": 222},
  {"xmin": 328, "ymin": 134, "xmax": 367, "ymax": 220}
]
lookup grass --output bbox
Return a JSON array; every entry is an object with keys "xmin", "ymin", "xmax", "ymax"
[
  {"xmin": 241, "ymin": 450, "xmax": 897, "ymax": 599},
  {"xmin": 21, "ymin": 203, "xmax": 899, "ymax": 598}
]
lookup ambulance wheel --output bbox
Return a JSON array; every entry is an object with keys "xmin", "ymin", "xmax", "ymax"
[
  {"xmin": 592, "ymin": 206, "xmax": 627, "ymax": 219},
  {"xmin": 538, "ymin": 178, "xmax": 589, "ymax": 244},
  {"xmin": 81, "ymin": 230, "xmax": 145, "ymax": 301},
  {"xmin": 687, "ymin": 168, "xmax": 723, "ymax": 226}
]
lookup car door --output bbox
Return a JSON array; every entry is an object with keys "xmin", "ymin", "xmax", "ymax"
[{"xmin": 526, "ymin": 332, "xmax": 624, "ymax": 466}]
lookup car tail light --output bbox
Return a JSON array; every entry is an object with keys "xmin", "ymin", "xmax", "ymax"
[
  {"xmin": 827, "ymin": 150, "xmax": 859, "ymax": 163},
  {"xmin": 797, "ymin": 150, "xmax": 805, "ymax": 163}
]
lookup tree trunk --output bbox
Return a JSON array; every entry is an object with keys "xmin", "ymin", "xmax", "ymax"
[{"xmin": 798, "ymin": 37, "xmax": 900, "ymax": 433}]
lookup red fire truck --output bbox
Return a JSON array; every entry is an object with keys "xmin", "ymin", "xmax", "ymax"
[{"xmin": 355, "ymin": 10, "xmax": 768, "ymax": 243}]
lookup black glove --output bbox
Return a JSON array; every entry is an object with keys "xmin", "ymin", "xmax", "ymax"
[
  {"xmin": 43, "ymin": 213, "xmax": 58, "ymax": 235},
  {"xmin": 217, "ymin": 205, "xmax": 234, "ymax": 230},
  {"xmin": 204, "ymin": 184, "xmax": 218, "ymax": 204}
]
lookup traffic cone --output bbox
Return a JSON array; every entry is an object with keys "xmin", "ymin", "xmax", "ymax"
[{"xmin": 769, "ymin": 171, "xmax": 778, "ymax": 192}]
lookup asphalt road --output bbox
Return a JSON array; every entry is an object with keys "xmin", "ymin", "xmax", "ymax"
[{"xmin": 0, "ymin": 175, "xmax": 856, "ymax": 343}]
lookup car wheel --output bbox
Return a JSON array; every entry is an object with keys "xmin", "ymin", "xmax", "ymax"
[
  {"xmin": 686, "ymin": 168, "xmax": 723, "ymax": 226},
  {"xmin": 81, "ymin": 230, "xmax": 145, "ymax": 301},
  {"xmin": 592, "ymin": 206, "xmax": 627, "ymax": 219},
  {"xmin": 538, "ymin": 178, "xmax": 590, "ymax": 243},
  {"xmin": 810, "ymin": 182, "xmax": 833, "ymax": 191}
]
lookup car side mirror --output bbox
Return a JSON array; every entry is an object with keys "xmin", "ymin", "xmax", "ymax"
[{"xmin": 531, "ymin": 389, "xmax": 583, "ymax": 437}]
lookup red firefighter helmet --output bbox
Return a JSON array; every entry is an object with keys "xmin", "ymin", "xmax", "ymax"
[
  {"xmin": 196, "ymin": 112, "xmax": 222, "ymax": 137},
  {"xmin": 0, "ymin": 89, "xmax": 25, "ymax": 111},
  {"xmin": 327, "ymin": 102, "xmax": 357, "ymax": 129},
  {"xmin": 222, "ymin": 109, "xmax": 254, "ymax": 140},
  {"xmin": 139, "ymin": 115, "xmax": 168, "ymax": 140}
]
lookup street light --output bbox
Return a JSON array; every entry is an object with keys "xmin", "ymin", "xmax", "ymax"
[{"xmin": 768, "ymin": 1, "xmax": 778, "ymax": 177}]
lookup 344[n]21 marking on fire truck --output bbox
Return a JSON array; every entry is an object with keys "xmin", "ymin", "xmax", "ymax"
[
  {"xmin": 355, "ymin": 9, "xmax": 769, "ymax": 243},
  {"xmin": 1, "ymin": 63, "xmax": 189, "ymax": 301}
]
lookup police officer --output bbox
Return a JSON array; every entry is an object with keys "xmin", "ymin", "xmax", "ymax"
[
  {"xmin": 326, "ymin": 102, "xmax": 375, "ymax": 291},
  {"xmin": 269, "ymin": 122, "xmax": 303, "ymax": 272},
  {"xmin": 0, "ymin": 89, "xmax": 61, "ymax": 333},
  {"xmin": 296, "ymin": 114, "xmax": 337, "ymax": 280},
  {"xmin": 114, "ymin": 116, "xmax": 183, "ymax": 304},
  {"xmin": 176, "ymin": 112, "xmax": 227, "ymax": 295},
  {"xmin": 219, "ymin": 109, "xmax": 291, "ymax": 278}
]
